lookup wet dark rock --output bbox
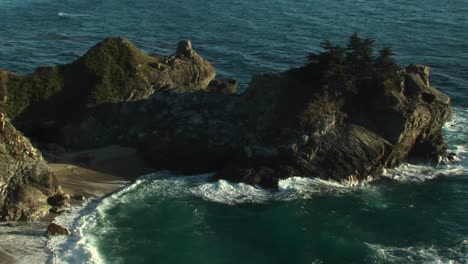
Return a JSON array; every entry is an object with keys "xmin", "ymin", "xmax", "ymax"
[
  {"xmin": 47, "ymin": 190, "xmax": 70, "ymax": 207},
  {"xmin": 46, "ymin": 223, "xmax": 71, "ymax": 237}
]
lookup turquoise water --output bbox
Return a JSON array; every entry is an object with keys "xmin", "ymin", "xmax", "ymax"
[{"xmin": 1, "ymin": 0, "xmax": 468, "ymax": 263}]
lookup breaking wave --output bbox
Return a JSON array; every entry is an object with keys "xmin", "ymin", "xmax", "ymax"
[{"xmin": 57, "ymin": 12, "xmax": 90, "ymax": 18}]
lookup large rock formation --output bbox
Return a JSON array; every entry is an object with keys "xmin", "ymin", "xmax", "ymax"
[
  {"xmin": 106, "ymin": 63, "xmax": 449, "ymax": 188},
  {"xmin": 58, "ymin": 63, "xmax": 450, "ymax": 188},
  {"xmin": 212, "ymin": 64, "xmax": 452, "ymax": 187},
  {"xmin": 0, "ymin": 114, "xmax": 59, "ymax": 221},
  {"xmin": 0, "ymin": 36, "xmax": 453, "ymax": 192}
]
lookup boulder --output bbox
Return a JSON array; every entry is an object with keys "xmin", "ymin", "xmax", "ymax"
[{"xmin": 46, "ymin": 223, "xmax": 71, "ymax": 237}]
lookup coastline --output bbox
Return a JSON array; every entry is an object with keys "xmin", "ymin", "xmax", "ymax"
[{"xmin": 0, "ymin": 145, "xmax": 152, "ymax": 264}]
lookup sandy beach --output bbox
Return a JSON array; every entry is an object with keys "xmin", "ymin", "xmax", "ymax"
[
  {"xmin": 50, "ymin": 145, "xmax": 151, "ymax": 198},
  {"xmin": 0, "ymin": 145, "xmax": 152, "ymax": 264}
]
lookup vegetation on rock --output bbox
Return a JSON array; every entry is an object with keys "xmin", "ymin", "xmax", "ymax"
[
  {"xmin": 306, "ymin": 33, "xmax": 401, "ymax": 86},
  {"xmin": 0, "ymin": 37, "xmax": 215, "ymax": 123}
]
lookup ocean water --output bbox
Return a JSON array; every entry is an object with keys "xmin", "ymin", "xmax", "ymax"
[{"xmin": 1, "ymin": 0, "xmax": 467, "ymax": 263}]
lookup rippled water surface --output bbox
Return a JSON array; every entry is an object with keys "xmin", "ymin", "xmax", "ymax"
[{"xmin": 1, "ymin": 0, "xmax": 467, "ymax": 263}]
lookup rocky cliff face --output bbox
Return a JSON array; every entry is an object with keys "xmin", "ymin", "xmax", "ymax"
[{"xmin": 0, "ymin": 114, "xmax": 59, "ymax": 221}]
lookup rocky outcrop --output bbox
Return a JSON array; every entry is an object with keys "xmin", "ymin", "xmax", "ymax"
[
  {"xmin": 66, "ymin": 62, "xmax": 451, "ymax": 188},
  {"xmin": 211, "ymin": 64, "xmax": 452, "ymax": 187},
  {"xmin": 104, "ymin": 63, "xmax": 448, "ymax": 188},
  {"xmin": 0, "ymin": 38, "xmax": 215, "ymax": 135},
  {"xmin": 0, "ymin": 115, "xmax": 60, "ymax": 221}
]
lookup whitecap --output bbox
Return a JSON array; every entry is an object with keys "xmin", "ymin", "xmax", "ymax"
[
  {"xmin": 190, "ymin": 176, "xmax": 363, "ymax": 205},
  {"xmin": 57, "ymin": 12, "xmax": 90, "ymax": 18},
  {"xmin": 382, "ymin": 163, "xmax": 464, "ymax": 182},
  {"xmin": 366, "ymin": 242, "xmax": 467, "ymax": 263},
  {"xmin": 191, "ymin": 179, "xmax": 271, "ymax": 205}
]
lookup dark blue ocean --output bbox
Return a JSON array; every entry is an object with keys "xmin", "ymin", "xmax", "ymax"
[{"xmin": 1, "ymin": 0, "xmax": 467, "ymax": 263}]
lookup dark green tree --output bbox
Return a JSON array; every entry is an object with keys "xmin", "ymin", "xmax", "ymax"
[
  {"xmin": 308, "ymin": 40, "xmax": 347, "ymax": 81},
  {"xmin": 304, "ymin": 34, "xmax": 402, "ymax": 93},
  {"xmin": 375, "ymin": 47, "xmax": 396, "ymax": 68},
  {"xmin": 346, "ymin": 33, "xmax": 375, "ymax": 78},
  {"xmin": 374, "ymin": 47, "xmax": 401, "ymax": 78}
]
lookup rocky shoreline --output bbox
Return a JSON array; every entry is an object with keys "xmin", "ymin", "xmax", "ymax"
[
  {"xmin": 0, "ymin": 145, "xmax": 146, "ymax": 263},
  {"xmin": 0, "ymin": 35, "xmax": 452, "ymax": 228}
]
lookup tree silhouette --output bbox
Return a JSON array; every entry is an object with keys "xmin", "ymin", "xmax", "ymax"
[
  {"xmin": 346, "ymin": 33, "xmax": 375, "ymax": 77},
  {"xmin": 312, "ymin": 40, "xmax": 347, "ymax": 80},
  {"xmin": 305, "ymin": 34, "xmax": 401, "ymax": 92},
  {"xmin": 375, "ymin": 47, "xmax": 399, "ymax": 72}
]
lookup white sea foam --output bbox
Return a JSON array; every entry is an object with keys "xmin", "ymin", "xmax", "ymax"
[
  {"xmin": 191, "ymin": 179, "xmax": 271, "ymax": 204},
  {"xmin": 47, "ymin": 200, "xmax": 107, "ymax": 264},
  {"xmin": 57, "ymin": 12, "xmax": 90, "ymax": 18},
  {"xmin": 382, "ymin": 163, "xmax": 464, "ymax": 182},
  {"xmin": 366, "ymin": 242, "xmax": 468, "ymax": 263},
  {"xmin": 191, "ymin": 175, "xmax": 361, "ymax": 204},
  {"xmin": 0, "ymin": 222, "xmax": 49, "ymax": 264}
]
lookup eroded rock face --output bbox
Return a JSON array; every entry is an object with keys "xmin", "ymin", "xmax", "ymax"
[{"xmin": 0, "ymin": 116, "xmax": 59, "ymax": 221}]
